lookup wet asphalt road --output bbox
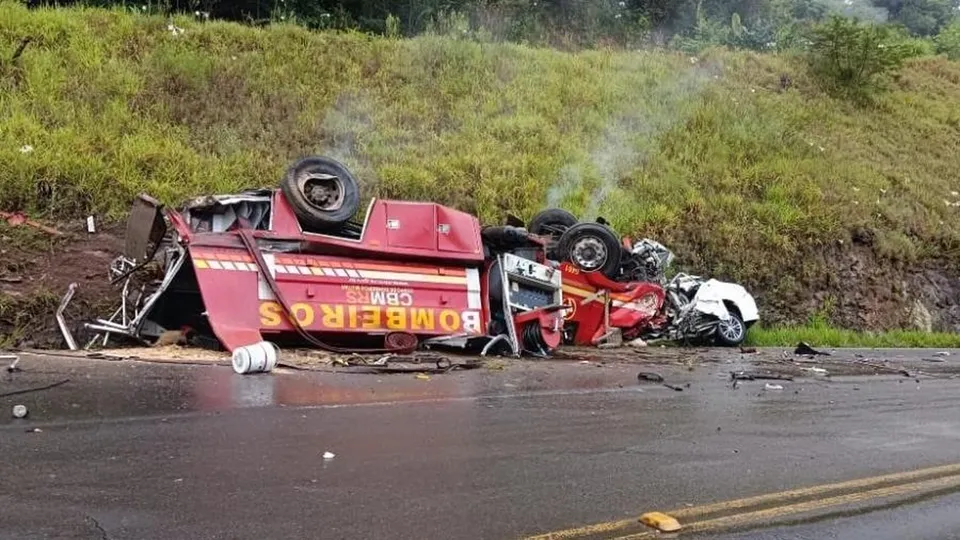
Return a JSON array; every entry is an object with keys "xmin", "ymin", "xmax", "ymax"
[{"xmin": 3, "ymin": 350, "xmax": 960, "ymax": 539}]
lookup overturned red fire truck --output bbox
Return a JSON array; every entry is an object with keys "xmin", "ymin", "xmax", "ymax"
[{"xmin": 71, "ymin": 157, "xmax": 566, "ymax": 357}]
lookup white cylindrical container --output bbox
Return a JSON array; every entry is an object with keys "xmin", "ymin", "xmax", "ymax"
[{"xmin": 231, "ymin": 341, "xmax": 279, "ymax": 374}]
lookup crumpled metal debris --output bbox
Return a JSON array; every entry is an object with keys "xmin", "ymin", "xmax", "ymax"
[
  {"xmin": 326, "ymin": 353, "xmax": 481, "ymax": 374},
  {"xmin": 3, "ymin": 354, "xmax": 19, "ymax": 373},
  {"xmin": 730, "ymin": 371, "xmax": 793, "ymax": 382},
  {"xmin": 794, "ymin": 342, "xmax": 830, "ymax": 356},
  {"xmin": 637, "ymin": 372, "xmax": 664, "ymax": 383}
]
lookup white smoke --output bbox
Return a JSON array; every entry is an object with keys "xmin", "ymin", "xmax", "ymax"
[
  {"xmin": 316, "ymin": 91, "xmax": 379, "ymax": 189},
  {"xmin": 548, "ymin": 60, "xmax": 719, "ymax": 221}
]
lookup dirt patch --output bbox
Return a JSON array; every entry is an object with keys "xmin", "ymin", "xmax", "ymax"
[
  {"xmin": 0, "ymin": 218, "xmax": 124, "ymax": 348},
  {"xmin": 758, "ymin": 242, "xmax": 960, "ymax": 333}
]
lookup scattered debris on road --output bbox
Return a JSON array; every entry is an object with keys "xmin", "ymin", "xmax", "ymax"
[
  {"xmin": 637, "ymin": 371, "xmax": 664, "ymax": 383},
  {"xmin": 640, "ymin": 512, "xmax": 682, "ymax": 533},
  {"xmin": 0, "ymin": 378, "xmax": 70, "ymax": 398},
  {"xmin": 795, "ymin": 342, "xmax": 831, "ymax": 356},
  {"xmin": 12, "ymin": 404, "xmax": 28, "ymax": 419},
  {"xmin": 730, "ymin": 371, "xmax": 794, "ymax": 382},
  {"xmin": 3, "ymin": 354, "xmax": 20, "ymax": 373}
]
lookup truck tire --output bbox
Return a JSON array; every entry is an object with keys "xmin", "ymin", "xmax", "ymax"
[
  {"xmin": 528, "ymin": 208, "xmax": 578, "ymax": 259},
  {"xmin": 528, "ymin": 208, "xmax": 578, "ymax": 237},
  {"xmin": 557, "ymin": 222, "xmax": 622, "ymax": 279},
  {"xmin": 280, "ymin": 156, "xmax": 361, "ymax": 232}
]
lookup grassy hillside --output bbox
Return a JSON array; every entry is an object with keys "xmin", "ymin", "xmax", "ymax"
[{"xmin": 1, "ymin": 2, "xmax": 960, "ymax": 333}]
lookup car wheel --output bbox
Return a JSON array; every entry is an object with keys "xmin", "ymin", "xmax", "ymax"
[
  {"xmin": 280, "ymin": 156, "xmax": 361, "ymax": 232},
  {"xmin": 557, "ymin": 222, "xmax": 622, "ymax": 279},
  {"xmin": 528, "ymin": 208, "xmax": 579, "ymax": 259},
  {"xmin": 715, "ymin": 312, "xmax": 746, "ymax": 347}
]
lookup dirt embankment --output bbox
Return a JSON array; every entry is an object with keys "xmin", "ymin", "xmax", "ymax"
[
  {"xmin": 757, "ymin": 240, "xmax": 960, "ymax": 334},
  {"xmin": 0, "ymin": 219, "xmax": 124, "ymax": 348}
]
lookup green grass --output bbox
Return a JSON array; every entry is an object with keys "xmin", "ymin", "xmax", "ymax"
[
  {"xmin": 1, "ymin": 3, "xmax": 960, "ymax": 333},
  {"xmin": 746, "ymin": 325, "xmax": 960, "ymax": 348}
]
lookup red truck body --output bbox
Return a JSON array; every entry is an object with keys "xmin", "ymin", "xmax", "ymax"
[
  {"xmin": 86, "ymin": 186, "xmax": 565, "ymax": 358},
  {"xmin": 556, "ymin": 262, "xmax": 667, "ymax": 346}
]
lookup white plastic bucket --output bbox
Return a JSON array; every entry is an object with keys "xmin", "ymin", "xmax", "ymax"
[{"xmin": 232, "ymin": 341, "xmax": 280, "ymax": 374}]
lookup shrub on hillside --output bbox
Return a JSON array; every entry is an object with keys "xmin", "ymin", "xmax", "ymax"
[{"xmin": 807, "ymin": 15, "xmax": 913, "ymax": 103}]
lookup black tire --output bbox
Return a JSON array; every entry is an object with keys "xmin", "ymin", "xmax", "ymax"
[
  {"xmin": 715, "ymin": 311, "xmax": 747, "ymax": 347},
  {"xmin": 528, "ymin": 208, "xmax": 579, "ymax": 259},
  {"xmin": 557, "ymin": 222, "xmax": 622, "ymax": 279},
  {"xmin": 528, "ymin": 208, "xmax": 578, "ymax": 237},
  {"xmin": 280, "ymin": 156, "xmax": 361, "ymax": 232}
]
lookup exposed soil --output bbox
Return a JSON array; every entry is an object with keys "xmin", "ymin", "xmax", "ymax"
[
  {"xmin": 759, "ymin": 242, "xmax": 960, "ymax": 333},
  {"xmin": 0, "ymin": 218, "xmax": 124, "ymax": 348}
]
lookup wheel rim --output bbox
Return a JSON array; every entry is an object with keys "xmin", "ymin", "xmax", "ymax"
[
  {"xmin": 297, "ymin": 173, "xmax": 345, "ymax": 211},
  {"xmin": 719, "ymin": 315, "xmax": 744, "ymax": 343},
  {"xmin": 571, "ymin": 235, "xmax": 607, "ymax": 271}
]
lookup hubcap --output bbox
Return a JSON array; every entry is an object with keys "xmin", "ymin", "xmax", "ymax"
[
  {"xmin": 719, "ymin": 316, "xmax": 744, "ymax": 342},
  {"xmin": 298, "ymin": 173, "xmax": 344, "ymax": 211},
  {"xmin": 571, "ymin": 236, "xmax": 607, "ymax": 271}
]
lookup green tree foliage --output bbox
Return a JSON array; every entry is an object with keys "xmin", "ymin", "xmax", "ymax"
[
  {"xmin": 872, "ymin": 0, "xmax": 958, "ymax": 37},
  {"xmin": 937, "ymin": 19, "xmax": 960, "ymax": 58},
  {"xmin": 19, "ymin": 0, "xmax": 959, "ymax": 50},
  {"xmin": 807, "ymin": 15, "xmax": 913, "ymax": 102}
]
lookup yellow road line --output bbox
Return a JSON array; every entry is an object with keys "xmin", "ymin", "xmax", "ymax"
[
  {"xmin": 613, "ymin": 473, "xmax": 960, "ymax": 539},
  {"xmin": 524, "ymin": 462, "xmax": 960, "ymax": 540},
  {"xmin": 524, "ymin": 517, "xmax": 640, "ymax": 540},
  {"xmin": 666, "ymin": 461, "xmax": 960, "ymax": 520}
]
